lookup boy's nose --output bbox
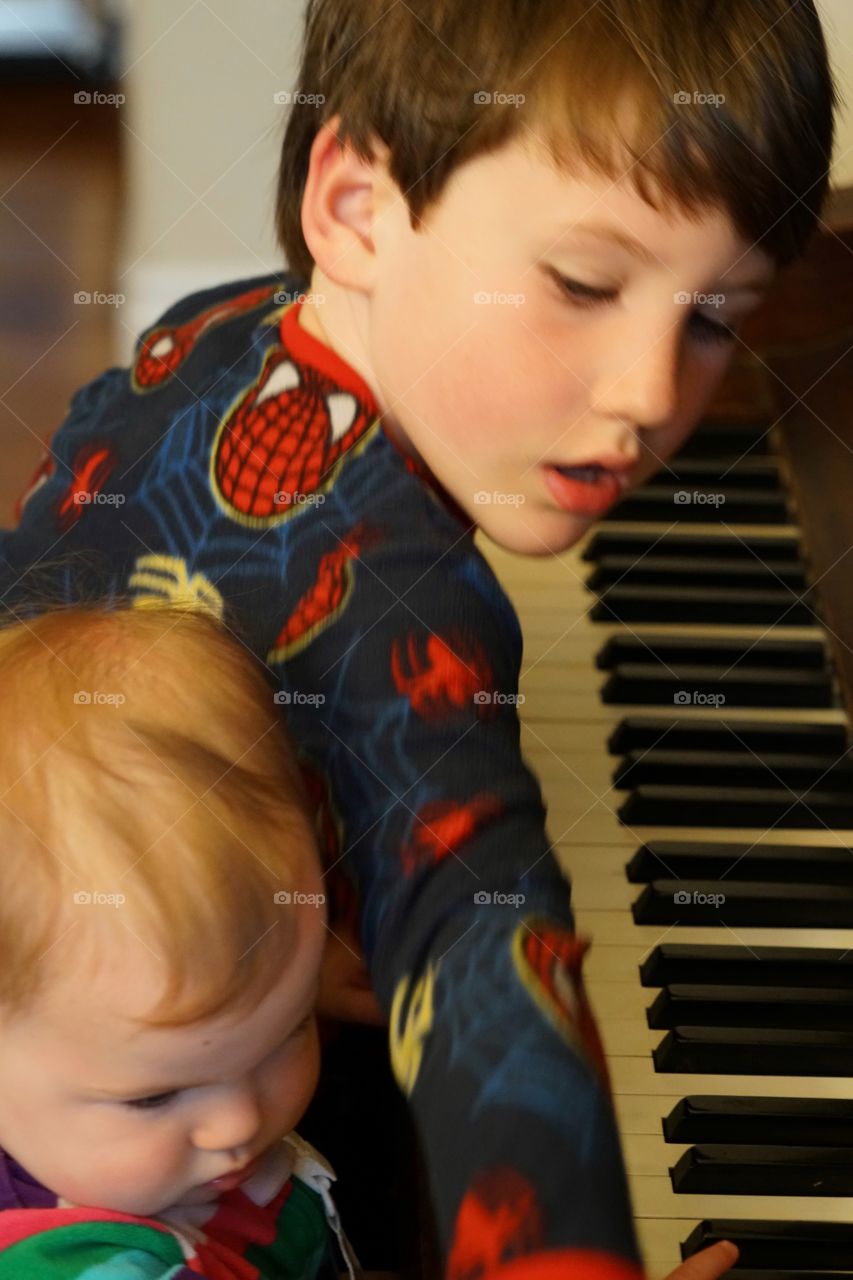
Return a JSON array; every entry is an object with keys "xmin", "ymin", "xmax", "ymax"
[
  {"xmin": 190, "ymin": 1088, "xmax": 263, "ymax": 1153},
  {"xmin": 594, "ymin": 324, "xmax": 681, "ymax": 432}
]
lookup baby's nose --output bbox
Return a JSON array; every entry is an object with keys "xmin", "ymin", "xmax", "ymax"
[{"xmin": 190, "ymin": 1087, "xmax": 263, "ymax": 1152}]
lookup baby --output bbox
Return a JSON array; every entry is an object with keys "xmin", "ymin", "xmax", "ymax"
[{"xmin": 0, "ymin": 600, "xmax": 358, "ymax": 1279}]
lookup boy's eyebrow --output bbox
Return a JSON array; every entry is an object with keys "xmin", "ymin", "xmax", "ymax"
[
  {"xmin": 563, "ymin": 220, "xmax": 775, "ymax": 291},
  {"xmin": 568, "ymin": 221, "xmax": 659, "ymax": 267}
]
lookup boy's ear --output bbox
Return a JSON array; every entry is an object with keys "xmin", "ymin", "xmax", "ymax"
[{"xmin": 300, "ymin": 113, "xmax": 392, "ymax": 294}]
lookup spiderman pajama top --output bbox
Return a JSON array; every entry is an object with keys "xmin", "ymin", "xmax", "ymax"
[
  {"xmin": 0, "ymin": 274, "xmax": 643, "ymax": 1280},
  {"xmin": 0, "ymin": 1131, "xmax": 357, "ymax": 1278}
]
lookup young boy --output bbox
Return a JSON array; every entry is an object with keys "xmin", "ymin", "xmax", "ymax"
[
  {"xmin": 0, "ymin": 601, "xmax": 360, "ymax": 1278},
  {"xmin": 0, "ymin": 2, "xmax": 836, "ymax": 1276}
]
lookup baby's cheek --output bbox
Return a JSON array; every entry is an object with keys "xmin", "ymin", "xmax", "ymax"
[{"xmin": 69, "ymin": 1120, "xmax": 187, "ymax": 1211}]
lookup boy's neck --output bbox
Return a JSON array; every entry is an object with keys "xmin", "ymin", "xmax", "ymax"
[{"xmin": 295, "ymin": 273, "xmax": 417, "ymax": 465}]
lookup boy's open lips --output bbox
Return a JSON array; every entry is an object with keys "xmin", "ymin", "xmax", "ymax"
[{"xmin": 542, "ymin": 462, "xmax": 631, "ymax": 518}]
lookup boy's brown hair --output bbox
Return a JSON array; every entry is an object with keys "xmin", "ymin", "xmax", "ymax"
[{"xmin": 277, "ymin": 0, "xmax": 838, "ymax": 281}]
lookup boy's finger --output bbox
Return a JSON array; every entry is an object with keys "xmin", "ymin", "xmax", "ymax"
[{"xmin": 665, "ymin": 1241, "xmax": 739, "ymax": 1280}]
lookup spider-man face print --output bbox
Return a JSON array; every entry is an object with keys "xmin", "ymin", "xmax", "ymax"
[{"xmin": 210, "ymin": 345, "xmax": 377, "ymax": 527}]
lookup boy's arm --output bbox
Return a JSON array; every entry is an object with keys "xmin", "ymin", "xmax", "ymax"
[{"xmin": 271, "ymin": 527, "xmax": 643, "ymax": 1276}]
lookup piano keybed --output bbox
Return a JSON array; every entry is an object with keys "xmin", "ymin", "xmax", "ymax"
[{"xmin": 476, "ymin": 418, "xmax": 853, "ymax": 1278}]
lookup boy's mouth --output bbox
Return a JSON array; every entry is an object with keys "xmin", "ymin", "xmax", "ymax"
[{"xmin": 543, "ymin": 461, "xmax": 632, "ymax": 517}]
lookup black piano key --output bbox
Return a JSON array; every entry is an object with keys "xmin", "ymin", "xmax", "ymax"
[
  {"xmin": 608, "ymin": 716, "xmax": 848, "ymax": 756},
  {"xmin": 583, "ymin": 531, "xmax": 800, "ymax": 563},
  {"xmin": 716, "ymin": 1273, "xmax": 853, "ymax": 1279},
  {"xmin": 715, "ymin": 1273, "xmax": 853, "ymax": 1279},
  {"xmin": 677, "ymin": 417, "xmax": 774, "ymax": 456},
  {"xmin": 653, "ymin": 1026, "xmax": 853, "ymax": 1076},
  {"xmin": 588, "ymin": 555, "xmax": 806, "ymax": 593},
  {"xmin": 596, "ymin": 634, "xmax": 826, "ymax": 671},
  {"xmin": 627, "ymin": 841, "xmax": 853, "ymax": 886},
  {"xmin": 633, "ymin": 880, "xmax": 853, "ymax": 928},
  {"xmin": 664, "ymin": 1096, "xmax": 853, "ymax": 1147},
  {"xmin": 618, "ymin": 783, "xmax": 853, "ymax": 828},
  {"xmin": 604, "ymin": 667, "xmax": 834, "ymax": 708},
  {"xmin": 672, "ymin": 1144, "xmax": 853, "ymax": 1196},
  {"xmin": 605, "ymin": 485, "xmax": 789, "ymax": 523},
  {"xmin": 591, "ymin": 584, "xmax": 811, "ymax": 625},
  {"xmin": 683, "ymin": 1218, "xmax": 853, "ymax": 1270},
  {"xmin": 640, "ymin": 944, "xmax": 853, "ymax": 990},
  {"xmin": 615, "ymin": 748, "xmax": 849, "ymax": 790},
  {"xmin": 648, "ymin": 984, "xmax": 853, "ymax": 1031},
  {"xmin": 648, "ymin": 459, "xmax": 782, "ymax": 490}
]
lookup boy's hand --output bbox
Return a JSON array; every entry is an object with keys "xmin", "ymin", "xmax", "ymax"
[
  {"xmin": 317, "ymin": 920, "xmax": 386, "ymax": 1025},
  {"xmin": 663, "ymin": 1240, "xmax": 739, "ymax": 1280}
]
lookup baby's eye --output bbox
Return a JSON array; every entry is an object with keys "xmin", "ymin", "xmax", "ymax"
[{"xmin": 124, "ymin": 1090, "xmax": 180, "ymax": 1110}]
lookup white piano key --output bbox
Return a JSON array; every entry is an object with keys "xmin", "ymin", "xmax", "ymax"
[{"xmin": 607, "ymin": 1055, "xmax": 853, "ymax": 1098}]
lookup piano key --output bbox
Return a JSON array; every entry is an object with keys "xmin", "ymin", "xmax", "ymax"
[
  {"xmin": 640, "ymin": 944, "xmax": 853, "ymax": 990},
  {"xmin": 673, "ymin": 418, "xmax": 774, "ymax": 457},
  {"xmin": 596, "ymin": 634, "xmax": 827, "ymax": 671},
  {"xmin": 618, "ymin": 784, "xmax": 853, "ymax": 828},
  {"xmin": 616, "ymin": 747, "xmax": 850, "ymax": 788},
  {"xmin": 671, "ymin": 1143, "xmax": 853, "ymax": 1196},
  {"xmin": 626, "ymin": 841, "xmax": 853, "ymax": 885},
  {"xmin": 633, "ymin": 881, "xmax": 853, "ymax": 928},
  {"xmin": 663, "ymin": 1096, "xmax": 853, "ymax": 1146},
  {"xmin": 592, "ymin": 584, "xmax": 812, "ymax": 625},
  {"xmin": 588, "ymin": 555, "xmax": 807, "ymax": 592},
  {"xmin": 630, "ymin": 1176, "xmax": 853, "ymax": 1223},
  {"xmin": 607, "ymin": 716, "xmax": 848, "ymax": 755},
  {"xmin": 648, "ymin": 459, "xmax": 783, "ymax": 490},
  {"xmin": 653, "ymin": 1026, "xmax": 853, "ymax": 1077},
  {"xmin": 583, "ymin": 530, "xmax": 801, "ymax": 564},
  {"xmin": 647, "ymin": 985, "xmax": 853, "ymax": 1031},
  {"xmin": 682, "ymin": 1218, "xmax": 853, "ymax": 1270},
  {"xmin": 604, "ymin": 666, "xmax": 833, "ymax": 708},
  {"xmin": 606, "ymin": 486, "xmax": 789, "ymax": 523}
]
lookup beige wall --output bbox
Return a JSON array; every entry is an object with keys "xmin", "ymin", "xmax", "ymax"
[
  {"xmin": 115, "ymin": 0, "xmax": 853, "ymax": 359},
  {"xmin": 818, "ymin": 0, "xmax": 853, "ymax": 186}
]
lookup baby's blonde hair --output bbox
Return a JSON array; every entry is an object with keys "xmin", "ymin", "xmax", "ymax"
[{"xmin": 0, "ymin": 599, "xmax": 321, "ymax": 1028}]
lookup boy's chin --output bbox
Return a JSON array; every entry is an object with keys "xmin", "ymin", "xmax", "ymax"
[{"xmin": 474, "ymin": 507, "xmax": 592, "ymax": 557}]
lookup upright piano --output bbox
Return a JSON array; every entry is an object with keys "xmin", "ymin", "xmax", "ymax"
[{"xmin": 478, "ymin": 189, "xmax": 853, "ymax": 1278}]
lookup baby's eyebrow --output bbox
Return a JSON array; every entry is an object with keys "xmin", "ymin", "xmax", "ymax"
[{"xmin": 86, "ymin": 1000, "xmax": 318, "ymax": 1098}]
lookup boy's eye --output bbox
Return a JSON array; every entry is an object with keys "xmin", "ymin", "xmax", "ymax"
[
  {"xmin": 125, "ymin": 1090, "xmax": 180, "ymax": 1111},
  {"xmin": 553, "ymin": 273, "xmax": 737, "ymax": 346},
  {"xmin": 554, "ymin": 274, "xmax": 614, "ymax": 307},
  {"xmin": 691, "ymin": 312, "xmax": 737, "ymax": 345}
]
